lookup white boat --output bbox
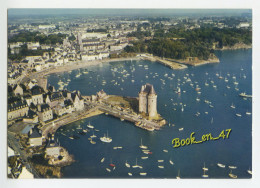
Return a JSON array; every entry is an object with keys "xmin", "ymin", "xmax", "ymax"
[
  {"xmin": 202, "ymin": 169, "xmax": 209, "ymax": 178},
  {"xmin": 158, "ymin": 166, "xmax": 164, "ymax": 169},
  {"xmin": 141, "ymin": 156, "xmax": 148, "ymax": 160},
  {"xmin": 128, "ymin": 172, "xmax": 132, "ymax": 176},
  {"xmin": 163, "ymin": 149, "xmax": 168, "ymax": 153},
  {"xmin": 106, "ymin": 168, "xmax": 111, "ymax": 172},
  {"xmin": 176, "ymin": 170, "xmax": 181, "ymax": 179},
  {"xmin": 217, "ymin": 163, "xmax": 225, "ymax": 168},
  {"xmin": 101, "ymin": 158, "xmax": 105, "ymax": 163},
  {"xmin": 225, "ymin": 78, "xmax": 228, "ymax": 82},
  {"xmin": 229, "ymin": 170, "xmax": 237, "ymax": 178},
  {"xmin": 246, "ymin": 111, "xmax": 251, "ymax": 115},
  {"xmin": 202, "ymin": 162, "xmax": 208, "ymax": 171},
  {"xmin": 179, "ymin": 128, "xmax": 184, "ymax": 131},
  {"xmin": 228, "ymin": 166, "xmax": 237, "ymax": 169},
  {"xmin": 90, "ymin": 132, "xmax": 97, "ymax": 138},
  {"xmin": 177, "ymin": 87, "xmax": 181, "ymax": 94},
  {"xmin": 181, "ymin": 105, "xmax": 184, "ymax": 112},
  {"xmin": 125, "ymin": 160, "xmax": 131, "ymax": 168},
  {"xmin": 230, "ymin": 103, "xmax": 235, "ymax": 109},
  {"xmin": 236, "ymin": 114, "xmax": 242, "ymax": 117},
  {"xmin": 247, "ymin": 168, "xmax": 252, "ymax": 175},
  {"xmin": 100, "ymin": 131, "xmax": 112, "ymax": 143},
  {"xmin": 140, "ymin": 172, "xmax": 147, "ymax": 176},
  {"xmin": 239, "ymin": 92, "xmax": 252, "ymax": 98},
  {"xmin": 132, "ymin": 158, "xmax": 139, "ymax": 168},
  {"xmin": 158, "ymin": 160, "xmax": 164, "ymax": 162},
  {"xmin": 87, "ymin": 122, "xmax": 94, "ymax": 129},
  {"xmin": 139, "ymin": 138, "xmax": 148, "ymax": 149},
  {"xmin": 169, "ymin": 159, "xmax": 174, "ymax": 165}
]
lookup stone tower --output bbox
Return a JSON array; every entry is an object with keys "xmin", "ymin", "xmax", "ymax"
[
  {"xmin": 139, "ymin": 85, "xmax": 147, "ymax": 113},
  {"xmin": 77, "ymin": 32, "xmax": 82, "ymax": 45},
  {"xmin": 148, "ymin": 85, "xmax": 157, "ymax": 117},
  {"xmin": 139, "ymin": 84, "xmax": 157, "ymax": 118}
]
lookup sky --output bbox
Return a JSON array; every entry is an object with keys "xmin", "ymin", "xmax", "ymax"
[{"xmin": 8, "ymin": 8, "xmax": 252, "ymax": 17}]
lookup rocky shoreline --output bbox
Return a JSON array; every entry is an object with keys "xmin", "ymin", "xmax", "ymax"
[{"xmin": 218, "ymin": 43, "xmax": 252, "ymax": 50}]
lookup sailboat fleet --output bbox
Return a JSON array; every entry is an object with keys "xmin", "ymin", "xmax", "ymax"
[{"xmin": 52, "ymin": 60, "xmax": 251, "ymax": 178}]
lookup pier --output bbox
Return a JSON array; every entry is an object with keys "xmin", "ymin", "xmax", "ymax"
[
  {"xmin": 41, "ymin": 99, "xmax": 164, "ymax": 137},
  {"xmin": 96, "ymin": 103, "xmax": 163, "ymax": 131},
  {"xmin": 41, "ymin": 106, "xmax": 104, "ymax": 137},
  {"xmin": 144, "ymin": 56, "xmax": 187, "ymax": 70}
]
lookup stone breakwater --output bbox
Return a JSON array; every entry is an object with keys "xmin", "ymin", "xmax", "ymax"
[
  {"xmin": 144, "ymin": 56, "xmax": 188, "ymax": 70},
  {"xmin": 164, "ymin": 56, "xmax": 220, "ymax": 66}
]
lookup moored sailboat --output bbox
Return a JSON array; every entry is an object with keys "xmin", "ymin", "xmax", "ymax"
[
  {"xmin": 139, "ymin": 138, "xmax": 148, "ymax": 149},
  {"xmin": 100, "ymin": 131, "xmax": 112, "ymax": 143}
]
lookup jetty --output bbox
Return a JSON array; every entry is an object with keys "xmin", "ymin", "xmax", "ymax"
[
  {"xmin": 97, "ymin": 103, "xmax": 163, "ymax": 131},
  {"xmin": 143, "ymin": 56, "xmax": 187, "ymax": 70},
  {"xmin": 41, "ymin": 98, "xmax": 165, "ymax": 137}
]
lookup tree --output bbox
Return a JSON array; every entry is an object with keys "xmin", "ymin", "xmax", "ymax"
[{"xmin": 68, "ymin": 34, "xmax": 76, "ymax": 41}]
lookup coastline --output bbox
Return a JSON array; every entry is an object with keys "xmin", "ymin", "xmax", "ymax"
[
  {"xmin": 26, "ymin": 55, "xmax": 188, "ymax": 90},
  {"xmin": 40, "ymin": 57, "xmax": 143, "ymax": 76},
  {"xmin": 217, "ymin": 43, "xmax": 252, "ymax": 51},
  {"xmin": 24, "ymin": 57, "xmax": 143, "ymax": 90}
]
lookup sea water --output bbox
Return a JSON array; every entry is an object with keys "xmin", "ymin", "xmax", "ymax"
[{"xmin": 48, "ymin": 49, "xmax": 252, "ymax": 178}]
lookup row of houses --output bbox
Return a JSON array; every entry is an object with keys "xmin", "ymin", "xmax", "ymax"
[{"xmin": 8, "ymin": 84, "xmax": 85, "ymax": 123}]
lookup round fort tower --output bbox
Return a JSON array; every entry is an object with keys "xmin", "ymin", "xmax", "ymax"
[
  {"xmin": 139, "ymin": 85, "xmax": 147, "ymax": 114},
  {"xmin": 148, "ymin": 85, "xmax": 157, "ymax": 117}
]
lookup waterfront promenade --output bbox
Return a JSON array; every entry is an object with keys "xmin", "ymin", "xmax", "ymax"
[{"xmin": 41, "ymin": 99, "xmax": 164, "ymax": 137}]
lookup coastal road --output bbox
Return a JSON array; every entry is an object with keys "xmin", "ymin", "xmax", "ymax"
[{"xmin": 7, "ymin": 131, "xmax": 41, "ymax": 178}]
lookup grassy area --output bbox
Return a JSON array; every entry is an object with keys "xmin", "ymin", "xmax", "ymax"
[{"xmin": 106, "ymin": 95, "xmax": 138, "ymax": 112}]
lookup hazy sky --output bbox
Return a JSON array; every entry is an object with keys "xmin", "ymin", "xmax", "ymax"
[{"xmin": 8, "ymin": 9, "xmax": 251, "ymax": 17}]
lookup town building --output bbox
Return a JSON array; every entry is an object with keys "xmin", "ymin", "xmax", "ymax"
[
  {"xmin": 28, "ymin": 127, "xmax": 43, "ymax": 147},
  {"xmin": 8, "ymin": 100, "xmax": 29, "ymax": 120},
  {"xmin": 37, "ymin": 104, "xmax": 53, "ymax": 122},
  {"xmin": 13, "ymin": 84, "xmax": 23, "ymax": 96},
  {"xmin": 45, "ymin": 136, "xmax": 60, "ymax": 158}
]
